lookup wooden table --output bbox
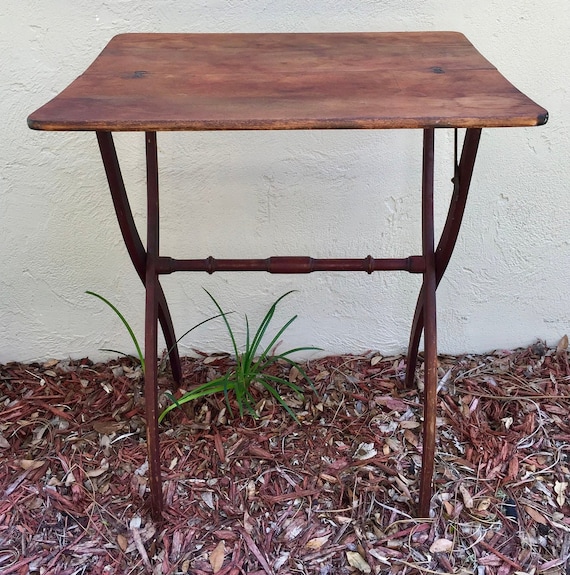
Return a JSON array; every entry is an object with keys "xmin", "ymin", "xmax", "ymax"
[{"xmin": 28, "ymin": 32, "xmax": 547, "ymax": 520}]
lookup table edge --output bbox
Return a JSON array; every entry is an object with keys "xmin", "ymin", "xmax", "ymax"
[{"xmin": 27, "ymin": 112, "xmax": 549, "ymax": 132}]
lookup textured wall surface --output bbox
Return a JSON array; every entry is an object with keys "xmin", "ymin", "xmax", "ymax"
[{"xmin": 1, "ymin": 1, "xmax": 567, "ymax": 363}]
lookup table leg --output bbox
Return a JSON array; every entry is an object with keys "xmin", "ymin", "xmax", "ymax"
[
  {"xmin": 405, "ymin": 128, "xmax": 482, "ymax": 389},
  {"xmin": 144, "ymin": 132, "xmax": 163, "ymax": 520},
  {"xmin": 407, "ymin": 128, "xmax": 481, "ymax": 516},
  {"xmin": 418, "ymin": 128, "xmax": 437, "ymax": 516},
  {"xmin": 96, "ymin": 131, "xmax": 182, "ymax": 385}
]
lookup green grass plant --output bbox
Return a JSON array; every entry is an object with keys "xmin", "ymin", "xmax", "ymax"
[{"xmin": 159, "ymin": 289, "xmax": 319, "ymax": 423}]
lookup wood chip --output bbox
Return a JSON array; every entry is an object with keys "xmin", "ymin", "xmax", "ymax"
[
  {"xmin": 93, "ymin": 420, "xmax": 123, "ymax": 434},
  {"xmin": 18, "ymin": 459, "xmax": 45, "ymax": 470}
]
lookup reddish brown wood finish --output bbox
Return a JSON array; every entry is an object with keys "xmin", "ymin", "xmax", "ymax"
[
  {"xmin": 156, "ymin": 255, "xmax": 426, "ymax": 274},
  {"xmin": 28, "ymin": 32, "xmax": 547, "ymax": 132},
  {"xmin": 144, "ymin": 132, "xmax": 163, "ymax": 519},
  {"xmin": 419, "ymin": 129, "xmax": 437, "ymax": 517}
]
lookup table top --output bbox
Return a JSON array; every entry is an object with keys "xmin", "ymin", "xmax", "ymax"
[{"xmin": 28, "ymin": 32, "xmax": 547, "ymax": 132}]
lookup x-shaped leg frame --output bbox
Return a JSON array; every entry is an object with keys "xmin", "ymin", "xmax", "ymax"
[
  {"xmin": 410, "ymin": 128, "xmax": 482, "ymax": 515},
  {"xmin": 95, "ymin": 128, "xmax": 481, "ymax": 520},
  {"xmin": 96, "ymin": 132, "xmax": 183, "ymax": 386},
  {"xmin": 96, "ymin": 132, "xmax": 178, "ymax": 518}
]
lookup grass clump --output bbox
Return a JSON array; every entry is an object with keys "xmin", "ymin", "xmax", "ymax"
[{"xmin": 159, "ymin": 289, "xmax": 319, "ymax": 423}]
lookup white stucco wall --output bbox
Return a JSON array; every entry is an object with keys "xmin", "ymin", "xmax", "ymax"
[{"xmin": 1, "ymin": 2, "xmax": 567, "ymax": 363}]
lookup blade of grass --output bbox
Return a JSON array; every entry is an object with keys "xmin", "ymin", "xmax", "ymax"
[
  {"xmin": 203, "ymin": 289, "xmax": 239, "ymax": 358},
  {"xmin": 260, "ymin": 354, "xmax": 318, "ymax": 393},
  {"xmin": 158, "ymin": 377, "xmax": 233, "ymax": 422},
  {"xmin": 259, "ymin": 374, "xmax": 306, "ymax": 400},
  {"xmin": 245, "ymin": 314, "xmax": 251, "ymax": 361},
  {"xmin": 158, "ymin": 311, "xmax": 230, "ymax": 372},
  {"xmin": 255, "ymin": 316, "xmax": 298, "ymax": 367},
  {"xmin": 99, "ymin": 348, "xmax": 141, "ymax": 363},
  {"xmin": 248, "ymin": 291, "xmax": 295, "ymax": 362},
  {"xmin": 86, "ymin": 291, "xmax": 145, "ymax": 372},
  {"xmin": 259, "ymin": 378, "xmax": 299, "ymax": 422},
  {"xmin": 272, "ymin": 346, "xmax": 322, "ymax": 358}
]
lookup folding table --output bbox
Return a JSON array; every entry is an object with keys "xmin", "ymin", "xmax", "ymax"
[{"xmin": 28, "ymin": 32, "xmax": 547, "ymax": 520}]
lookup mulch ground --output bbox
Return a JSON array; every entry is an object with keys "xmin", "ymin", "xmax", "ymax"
[{"xmin": 1, "ymin": 340, "xmax": 570, "ymax": 575}]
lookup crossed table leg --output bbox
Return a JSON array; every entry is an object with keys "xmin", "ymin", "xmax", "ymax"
[
  {"xmin": 95, "ymin": 128, "xmax": 481, "ymax": 520},
  {"xmin": 96, "ymin": 132, "xmax": 183, "ymax": 387},
  {"xmin": 411, "ymin": 128, "xmax": 482, "ymax": 516}
]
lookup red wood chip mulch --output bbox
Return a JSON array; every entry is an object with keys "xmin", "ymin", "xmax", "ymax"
[{"xmin": 1, "ymin": 340, "xmax": 570, "ymax": 574}]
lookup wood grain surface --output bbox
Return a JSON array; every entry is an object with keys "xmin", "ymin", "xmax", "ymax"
[{"xmin": 28, "ymin": 32, "xmax": 547, "ymax": 131}]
